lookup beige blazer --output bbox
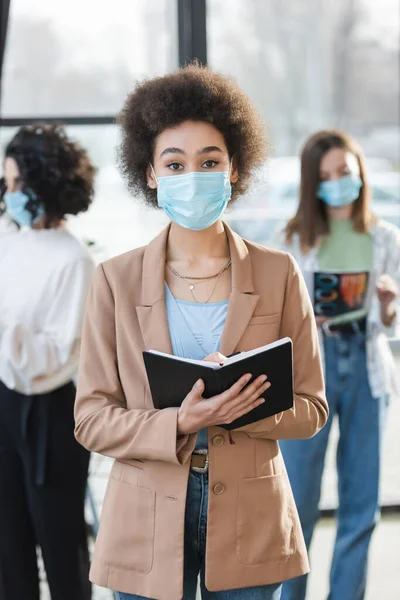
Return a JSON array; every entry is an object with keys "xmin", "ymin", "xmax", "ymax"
[{"xmin": 74, "ymin": 224, "xmax": 327, "ymax": 600}]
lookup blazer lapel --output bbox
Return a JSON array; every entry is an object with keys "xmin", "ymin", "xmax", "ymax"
[
  {"xmin": 136, "ymin": 225, "xmax": 173, "ymax": 355},
  {"xmin": 219, "ymin": 291, "xmax": 260, "ymax": 356},
  {"xmin": 219, "ymin": 224, "xmax": 260, "ymax": 356}
]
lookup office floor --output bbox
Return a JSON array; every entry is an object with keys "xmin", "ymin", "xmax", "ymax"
[
  {"xmin": 307, "ymin": 515, "xmax": 399, "ymax": 600},
  {"xmin": 39, "ymin": 513, "xmax": 400, "ymax": 599},
  {"xmin": 42, "ymin": 354, "xmax": 400, "ymax": 599}
]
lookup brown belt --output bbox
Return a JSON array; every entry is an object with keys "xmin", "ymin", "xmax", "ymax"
[
  {"xmin": 323, "ymin": 316, "xmax": 367, "ymax": 337},
  {"xmin": 190, "ymin": 453, "xmax": 208, "ymax": 471}
]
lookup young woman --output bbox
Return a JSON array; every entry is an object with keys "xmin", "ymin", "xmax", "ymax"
[
  {"xmin": 278, "ymin": 130, "xmax": 400, "ymax": 600},
  {"xmin": 74, "ymin": 65, "xmax": 328, "ymax": 600},
  {"xmin": 0, "ymin": 125, "xmax": 96, "ymax": 600}
]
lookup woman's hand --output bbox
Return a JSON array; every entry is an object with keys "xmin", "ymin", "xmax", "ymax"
[
  {"xmin": 177, "ymin": 373, "xmax": 271, "ymax": 435},
  {"xmin": 376, "ymin": 274, "xmax": 398, "ymax": 326},
  {"xmin": 203, "ymin": 352, "xmax": 227, "ymax": 365},
  {"xmin": 315, "ymin": 316, "xmax": 329, "ymax": 329},
  {"xmin": 376, "ymin": 274, "xmax": 398, "ymax": 306}
]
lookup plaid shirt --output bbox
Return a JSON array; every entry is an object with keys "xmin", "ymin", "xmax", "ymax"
[{"xmin": 275, "ymin": 219, "xmax": 400, "ymax": 399}]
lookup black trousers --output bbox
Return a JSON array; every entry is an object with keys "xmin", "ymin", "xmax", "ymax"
[{"xmin": 0, "ymin": 380, "xmax": 91, "ymax": 600}]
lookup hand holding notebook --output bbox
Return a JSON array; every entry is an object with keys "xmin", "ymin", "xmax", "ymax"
[
  {"xmin": 176, "ymin": 371, "xmax": 271, "ymax": 435},
  {"xmin": 143, "ymin": 338, "xmax": 294, "ymax": 432}
]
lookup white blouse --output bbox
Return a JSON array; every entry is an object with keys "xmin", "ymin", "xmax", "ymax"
[
  {"xmin": 274, "ymin": 219, "xmax": 400, "ymax": 399},
  {"xmin": 0, "ymin": 226, "xmax": 95, "ymax": 395}
]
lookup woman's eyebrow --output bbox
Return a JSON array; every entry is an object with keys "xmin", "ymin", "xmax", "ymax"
[
  {"xmin": 159, "ymin": 147, "xmax": 185, "ymax": 158},
  {"xmin": 197, "ymin": 146, "xmax": 223, "ymax": 155},
  {"xmin": 320, "ymin": 163, "xmax": 349, "ymax": 177}
]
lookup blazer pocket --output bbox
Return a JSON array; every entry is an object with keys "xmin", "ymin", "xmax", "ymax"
[
  {"xmin": 95, "ymin": 475, "xmax": 155, "ymax": 573},
  {"xmin": 236, "ymin": 473, "xmax": 296, "ymax": 565},
  {"xmin": 238, "ymin": 314, "xmax": 281, "ymax": 350},
  {"xmin": 248, "ymin": 314, "xmax": 281, "ymax": 326},
  {"xmin": 118, "ymin": 459, "xmax": 144, "ymax": 486}
]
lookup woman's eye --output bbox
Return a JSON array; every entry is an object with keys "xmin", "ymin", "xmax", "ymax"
[
  {"xmin": 167, "ymin": 162, "xmax": 183, "ymax": 171},
  {"xmin": 202, "ymin": 160, "xmax": 218, "ymax": 168}
]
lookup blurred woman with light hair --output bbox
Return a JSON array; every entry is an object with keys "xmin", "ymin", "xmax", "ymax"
[{"xmin": 278, "ymin": 130, "xmax": 400, "ymax": 600}]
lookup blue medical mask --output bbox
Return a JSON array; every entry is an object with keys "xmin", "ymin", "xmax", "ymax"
[
  {"xmin": 151, "ymin": 165, "xmax": 232, "ymax": 231},
  {"xmin": 317, "ymin": 173, "xmax": 363, "ymax": 208},
  {"xmin": 4, "ymin": 190, "xmax": 45, "ymax": 228}
]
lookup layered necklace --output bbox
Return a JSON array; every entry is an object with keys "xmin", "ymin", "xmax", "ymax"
[{"xmin": 167, "ymin": 259, "xmax": 232, "ymax": 303}]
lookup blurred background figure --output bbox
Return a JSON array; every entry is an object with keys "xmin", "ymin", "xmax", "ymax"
[
  {"xmin": 276, "ymin": 130, "xmax": 400, "ymax": 600},
  {"xmin": 0, "ymin": 125, "xmax": 95, "ymax": 600}
]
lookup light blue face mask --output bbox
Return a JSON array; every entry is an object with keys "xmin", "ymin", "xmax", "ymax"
[
  {"xmin": 4, "ymin": 190, "xmax": 45, "ymax": 228},
  {"xmin": 151, "ymin": 165, "xmax": 232, "ymax": 231},
  {"xmin": 317, "ymin": 173, "xmax": 363, "ymax": 208}
]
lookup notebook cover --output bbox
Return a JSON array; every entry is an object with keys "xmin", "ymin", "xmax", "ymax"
[
  {"xmin": 143, "ymin": 339, "xmax": 293, "ymax": 431},
  {"xmin": 142, "ymin": 353, "xmax": 221, "ymax": 409}
]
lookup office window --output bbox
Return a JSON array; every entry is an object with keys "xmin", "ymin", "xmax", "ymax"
[
  {"xmin": 208, "ymin": 0, "xmax": 400, "ymax": 245},
  {"xmin": 2, "ymin": 0, "xmax": 177, "ymax": 117}
]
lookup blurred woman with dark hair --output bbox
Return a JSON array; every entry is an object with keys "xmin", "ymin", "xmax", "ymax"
[
  {"xmin": 0, "ymin": 124, "xmax": 95, "ymax": 600},
  {"xmin": 278, "ymin": 130, "xmax": 400, "ymax": 600}
]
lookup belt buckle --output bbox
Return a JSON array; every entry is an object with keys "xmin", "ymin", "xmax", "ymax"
[
  {"xmin": 323, "ymin": 319, "xmax": 362, "ymax": 338},
  {"xmin": 322, "ymin": 320, "xmax": 338, "ymax": 338},
  {"xmin": 190, "ymin": 450, "xmax": 209, "ymax": 473}
]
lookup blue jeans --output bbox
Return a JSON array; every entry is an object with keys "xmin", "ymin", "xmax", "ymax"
[
  {"xmin": 280, "ymin": 334, "xmax": 388, "ymax": 600},
  {"xmin": 116, "ymin": 471, "xmax": 282, "ymax": 600}
]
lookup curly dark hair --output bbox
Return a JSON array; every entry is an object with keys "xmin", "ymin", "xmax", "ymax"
[
  {"xmin": 118, "ymin": 64, "xmax": 268, "ymax": 207},
  {"xmin": 1, "ymin": 124, "xmax": 96, "ymax": 227}
]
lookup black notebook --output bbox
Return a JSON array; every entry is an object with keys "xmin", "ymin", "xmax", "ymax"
[{"xmin": 143, "ymin": 337, "xmax": 293, "ymax": 431}]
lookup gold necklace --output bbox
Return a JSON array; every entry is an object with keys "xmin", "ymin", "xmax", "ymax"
[{"xmin": 167, "ymin": 259, "xmax": 232, "ymax": 303}]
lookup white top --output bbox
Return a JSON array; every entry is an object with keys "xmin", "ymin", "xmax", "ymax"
[
  {"xmin": 0, "ymin": 227, "xmax": 95, "ymax": 395},
  {"xmin": 0, "ymin": 214, "xmax": 18, "ymax": 237},
  {"xmin": 274, "ymin": 219, "xmax": 400, "ymax": 399}
]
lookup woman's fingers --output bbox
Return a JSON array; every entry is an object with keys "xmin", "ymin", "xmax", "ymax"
[
  {"xmin": 242, "ymin": 380, "xmax": 271, "ymax": 407},
  {"xmin": 216, "ymin": 372, "xmax": 256, "ymax": 404},
  {"xmin": 212, "ymin": 376, "xmax": 270, "ymax": 423},
  {"xmin": 180, "ymin": 372, "xmax": 271, "ymax": 432},
  {"xmin": 315, "ymin": 315, "xmax": 328, "ymax": 328},
  {"xmin": 218, "ymin": 374, "xmax": 267, "ymax": 407},
  {"xmin": 221, "ymin": 381, "xmax": 272, "ymax": 425},
  {"xmin": 203, "ymin": 352, "xmax": 227, "ymax": 363},
  {"xmin": 226, "ymin": 381, "xmax": 271, "ymax": 420},
  {"xmin": 223, "ymin": 395, "xmax": 267, "ymax": 426}
]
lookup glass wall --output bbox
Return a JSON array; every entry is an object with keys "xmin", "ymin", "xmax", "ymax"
[
  {"xmin": 2, "ymin": 0, "xmax": 398, "ymax": 256},
  {"xmin": 0, "ymin": 0, "xmax": 175, "ymax": 258},
  {"xmin": 208, "ymin": 0, "xmax": 400, "ymax": 244},
  {"xmin": 2, "ymin": 0, "xmax": 177, "ymax": 116}
]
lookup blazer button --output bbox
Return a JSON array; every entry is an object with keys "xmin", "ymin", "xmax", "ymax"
[
  {"xmin": 212, "ymin": 435, "xmax": 225, "ymax": 447},
  {"xmin": 213, "ymin": 483, "xmax": 225, "ymax": 495}
]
